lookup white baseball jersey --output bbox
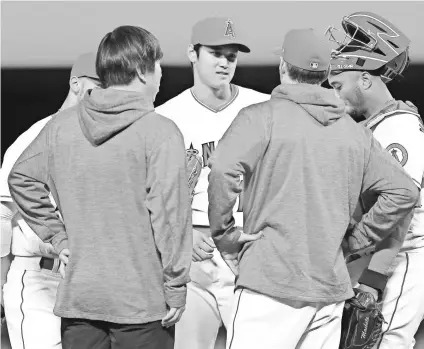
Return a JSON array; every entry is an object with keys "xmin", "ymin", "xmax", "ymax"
[
  {"xmin": 156, "ymin": 85, "xmax": 269, "ymax": 227},
  {"xmin": 0, "ymin": 115, "xmax": 58, "ymax": 257},
  {"xmin": 365, "ymin": 109, "xmax": 424, "ymax": 250}
]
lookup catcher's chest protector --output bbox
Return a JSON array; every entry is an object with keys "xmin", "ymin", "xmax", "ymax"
[{"xmin": 339, "ymin": 290, "xmax": 385, "ymax": 349}]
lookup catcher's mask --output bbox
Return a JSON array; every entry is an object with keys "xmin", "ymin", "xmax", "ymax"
[{"xmin": 326, "ymin": 11, "xmax": 411, "ymax": 83}]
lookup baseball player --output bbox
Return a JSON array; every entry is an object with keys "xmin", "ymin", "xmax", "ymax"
[
  {"xmin": 207, "ymin": 28, "xmax": 418, "ymax": 349},
  {"xmin": 155, "ymin": 17, "xmax": 269, "ymax": 349},
  {"xmin": 328, "ymin": 11, "xmax": 424, "ymax": 348},
  {"xmin": 0, "ymin": 52, "xmax": 99, "ymax": 349}
]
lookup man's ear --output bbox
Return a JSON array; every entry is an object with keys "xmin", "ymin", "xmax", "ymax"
[
  {"xmin": 187, "ymin": 44, "xmax": 197, "ymax": 64},
  {"xmin": 136, "ymin": 68, "xmax": 146, "ymax": 84},
  {"xmin": 69, "ymin": 76, "xmax": 81, "ymax": 95},
  {"xmin": 360, "ymin": 71, "xmax": 372, "ymax": 90}
]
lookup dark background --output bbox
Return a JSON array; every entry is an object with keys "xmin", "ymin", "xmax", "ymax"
[{"xmin": 2, "ymin": 64, "xmax": 423, "ymax": 162}]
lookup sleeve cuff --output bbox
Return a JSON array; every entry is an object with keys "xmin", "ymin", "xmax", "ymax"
[
  {"xmin": 358, "ymin": 268, "xmax": 389, "ymax": 296},
  {"xmin": 164, "ymin": 285, "xmax": 187, "ymax": 308}
]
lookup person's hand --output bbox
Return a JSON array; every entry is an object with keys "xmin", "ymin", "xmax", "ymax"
[
  {"xmin": 58, "ymin": 249, "xmax": 70, "ymax": 278},
  {"xmin": 161, "ymin": 306, "xmax": 185, "ymax": 328},
  {"xmin": 221, "ymin": 231, "xmax": 264, "ymax": 276},
  {"xmin": 192, "ymin": 229, "xmax": 215, "ymax": 262},
  {"xmin": 41, "ymin": 243, "xmax": 59, "ymax": 259},
  {"xmin": 357, "ymin": 283, "xmax": 379, "ymax": 302}
]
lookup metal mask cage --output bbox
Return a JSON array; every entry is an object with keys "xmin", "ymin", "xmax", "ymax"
[{"xmin": 325, "ymin": 17, "xmax": 378, "ymax": 55}]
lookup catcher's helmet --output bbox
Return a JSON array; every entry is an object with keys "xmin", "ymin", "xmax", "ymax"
[{"xmin": 326, "ymin": 12, "xmax": 411, "ymax": 83}]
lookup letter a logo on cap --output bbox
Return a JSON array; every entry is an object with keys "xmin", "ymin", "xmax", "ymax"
[{"xmin": 224, "ymin": 19, "xmax": 235, "ymax": 39}]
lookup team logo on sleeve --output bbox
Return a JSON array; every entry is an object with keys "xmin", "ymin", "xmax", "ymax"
[
  {"xmin": 386, "ymin": 143, "xmax": 408, "ymax": 166},
  {"xmin": 187, "ymin": 143, "xmax": 202, "ymax": 161}
]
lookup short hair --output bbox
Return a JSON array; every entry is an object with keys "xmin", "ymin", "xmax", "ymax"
[
  {"xmin": 96, "ymin": 26, "xmax": 163, "ymax": 88},
  {"xmin": 286, "ymin": 61, "xmax": 329, "ymax": 85}
]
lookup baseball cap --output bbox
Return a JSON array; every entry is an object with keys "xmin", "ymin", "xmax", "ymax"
[
  {"xmin": 274, "ymin": 28, "xmax": 331, "ymax": 72},
  {"xmin": 191, "ymin": 17, "xmax": 250, "ymax": 53},
  {"xmin": 70, "ymin": 52, "xmax": 99, "ymax": 80}
]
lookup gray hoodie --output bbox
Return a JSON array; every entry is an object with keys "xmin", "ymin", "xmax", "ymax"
[
  {"xmin": 8, "ymin": 88, "xmax": 193, "ymax": 323},
  {"xmin": 208, "ymin": 83, "xmax": 418, "ymax": 303}
]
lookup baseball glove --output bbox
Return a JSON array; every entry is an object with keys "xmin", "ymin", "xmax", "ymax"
[
  {"xmin": 186, "ymin": 147, "xmax": 202, "ymax": 200},
  {"xmin": 339, "ymin": 288, "xmax": 385, "ymax": 349}
]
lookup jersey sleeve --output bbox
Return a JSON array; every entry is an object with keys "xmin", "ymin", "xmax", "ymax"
[
  {"xmin": 373, "ymin": 113, "xmax": 424, "ymax": 188},
  {"xmin": 1, "ymin": 117, "xmax": 52, "ymax": 201},
  {"xmin": 1, "ymin": 138, "xmax": 31, "ymax": 201}
]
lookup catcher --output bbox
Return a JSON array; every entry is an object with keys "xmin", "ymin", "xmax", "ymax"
[{"xmin": 328, "ymin": 11, "xmax": 424, "ymax": 349}]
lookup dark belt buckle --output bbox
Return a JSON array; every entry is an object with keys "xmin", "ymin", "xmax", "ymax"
[{"xmin": 39, "ymin": 257, "xmax": 55, "ymax": 271}]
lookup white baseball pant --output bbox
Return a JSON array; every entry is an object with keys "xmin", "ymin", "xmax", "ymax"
[
  {"xmin": 226, "ymin": 288, "xmax": 344, "ymax": 349},
  {"xmin": 3, "ymin": 256, "xmax": 61, "ymax": 349},
  {"xmin": 175, "ymin": 248, "xmax": 235, "ymax": 349}
]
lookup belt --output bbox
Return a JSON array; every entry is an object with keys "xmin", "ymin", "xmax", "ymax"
[{"xmin": 39, "ymin": 257, "xmax": 55, "ymax": 270}]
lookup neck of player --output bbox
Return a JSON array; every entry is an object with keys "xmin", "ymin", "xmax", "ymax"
[
  {"xmin": 363, "ymin": 85, "xmax": 394, "ymax": 120},
  {"xmin": 191, "ymin": 81, "xmax": 234, "ymax": 110}
]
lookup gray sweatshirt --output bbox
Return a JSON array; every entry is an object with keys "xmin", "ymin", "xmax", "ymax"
[
  {"xmin": 208, "ymin": 83, "xmax": 418, "ymax": 303},
  {"xmin": 8, "ymin": 88, "xmax": 192, "ymax": 323}
]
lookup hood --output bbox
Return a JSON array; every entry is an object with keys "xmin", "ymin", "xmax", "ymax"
[
  {"xmin": 271, "ymin": 83, "xmax": 345, "ymax": 126},
  {"xmin": 79, "ymin": 88, "xmax": 154, "ymax": 146}
]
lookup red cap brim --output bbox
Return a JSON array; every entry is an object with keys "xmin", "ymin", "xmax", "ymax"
[{"xmin": 197, "ymin": 40, "xmax": 250, "ymax": 53}]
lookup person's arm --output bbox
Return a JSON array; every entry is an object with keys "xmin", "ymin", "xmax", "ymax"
[
  {"xmin": 146, "ymin": 128, "xmax": 192, "ymax": 310},
  {"xmin": 376, "ymin": 112, "xmax": 424, "ymax": 189},
  {"xmin": 7, "ymin": 125, "xmax": 68, "ymax": 254},
  {"xmin": 349, "ymin": 135, "xmax": 419, "ymax": 297},
  {"xmin": 208, "ymin": 105, "xmax": 269, "ymax": 258}
]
